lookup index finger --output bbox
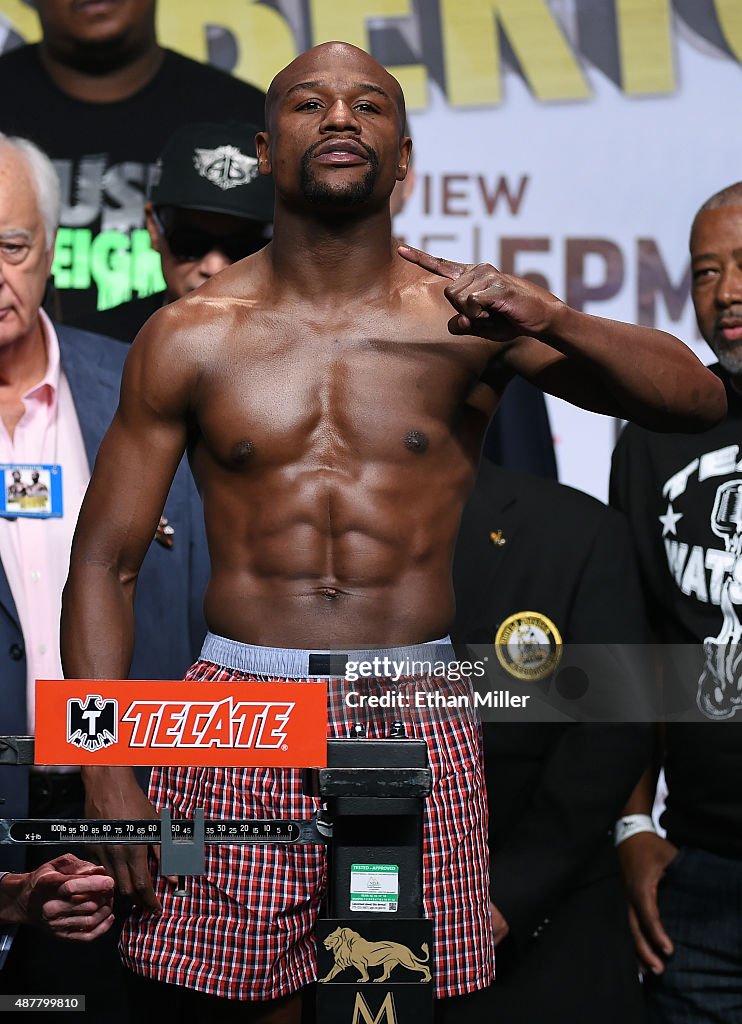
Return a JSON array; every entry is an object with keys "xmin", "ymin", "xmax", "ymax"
[{"xmin": 397, "ymin": 244, "xmax": 468, "ymax": 281}]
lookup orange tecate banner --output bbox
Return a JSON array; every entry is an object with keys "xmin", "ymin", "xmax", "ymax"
[{"xmin": 35, "ymin": 679, "xmax": 328, "ymax": 767}]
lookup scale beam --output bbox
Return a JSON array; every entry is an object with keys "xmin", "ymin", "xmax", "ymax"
[{"xmin": 0, "ymin": 817, "xmax": 325, "ymax": 846}]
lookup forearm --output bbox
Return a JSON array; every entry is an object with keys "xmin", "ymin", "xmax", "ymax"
[{"xmin": 534, "ymin": 303, "xmax": 726, "ymax": 431}]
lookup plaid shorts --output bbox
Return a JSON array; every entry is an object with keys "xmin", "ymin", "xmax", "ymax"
[{"xmin": 119, "ymin": 641, "xmax": 494, "ymax": 1000}]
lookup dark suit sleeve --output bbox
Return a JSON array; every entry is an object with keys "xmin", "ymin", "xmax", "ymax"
[
  {"xmin": 488, "ymin": 509, "xmax": 652, "ymax": 945},
  {"xmin": 482, "ymin": 377, "xmax": 557, "ymax": 480}
]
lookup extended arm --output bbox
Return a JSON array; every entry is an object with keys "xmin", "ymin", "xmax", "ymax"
[
  {"xmin": 398, "ymin": 246, "xmax": 726, "ymax": 432},
  {"xmin": 61, "ymin": 306, "xmax": 199, "ymax": 910}
]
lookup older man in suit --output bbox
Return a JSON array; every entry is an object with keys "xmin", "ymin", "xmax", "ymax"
[{"xmin": 0, "ymin": 133, "xmax": 208, "ymax": 1020}]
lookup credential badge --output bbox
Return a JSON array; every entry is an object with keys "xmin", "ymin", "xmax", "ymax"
[
  {"xmin": 193, "ymin": 145, "xmax": 259, "ymax": 191},
  {"xmin": 495, "ymin": 611, "xmax": 562, "ymax": 681}
]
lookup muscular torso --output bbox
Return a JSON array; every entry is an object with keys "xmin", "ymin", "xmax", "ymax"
[{"xmin": 176, "ymin": 253, "xmax": 502, "ymax": 647}]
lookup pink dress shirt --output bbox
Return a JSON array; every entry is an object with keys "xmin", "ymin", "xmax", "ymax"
[{"xmin": 0, "ymin": 310, "xmax": 90, "ymax": 734}]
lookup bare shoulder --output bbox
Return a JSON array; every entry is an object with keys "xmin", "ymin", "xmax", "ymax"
[
  {"xmin": 123, "ymin": 299, "xmax": 219, "ymax": 419},
  {"xmin": 395, "ymin": 253, "xmax": 455, "ymax": 319},
  {"xmin": 126, "ymin": 250, "xmax": 273, "ymax": 411}
]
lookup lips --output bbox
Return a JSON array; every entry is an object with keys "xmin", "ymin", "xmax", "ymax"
[
  {"xmin": 312, "ymin": 138, "xmax": 370, "ymax": 166},
  {"xmin": 74, "ymin": 0, "xmax": 120, "ymax": 14},
  {"xmin": 717, "ymin": 318, "xmax": 742, "ymax": 343}
]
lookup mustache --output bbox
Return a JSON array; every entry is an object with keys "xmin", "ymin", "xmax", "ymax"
[
  {"xmin": 715, "ymin": 312, "xmax": 742, "ymax": 333},
  {"xmin": 302, "ymin": 137, "xmax": 379, "ymax": 164}
]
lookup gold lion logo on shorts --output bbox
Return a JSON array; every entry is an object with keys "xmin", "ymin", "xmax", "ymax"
[{"xmin": 495, "ymin": 611, "xmax": 563, "ymax": 681}]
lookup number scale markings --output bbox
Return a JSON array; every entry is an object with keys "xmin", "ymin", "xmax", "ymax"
[{"xmin": 0, "ymin": 818, "xmax": 324, "ymax": 844}]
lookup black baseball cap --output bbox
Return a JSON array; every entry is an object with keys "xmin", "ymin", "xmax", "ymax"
[{"xmin": 149, "ymin": 121, "xmax": 273, "ymax": 223}]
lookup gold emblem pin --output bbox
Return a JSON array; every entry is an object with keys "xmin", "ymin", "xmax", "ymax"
[
  {"xmin": 489, "ymin": 530, "xmax": 506, "ymax": 546},
  {"xmin": 494, "ymin": 611, "xmax": 562, "ymax": 681}
]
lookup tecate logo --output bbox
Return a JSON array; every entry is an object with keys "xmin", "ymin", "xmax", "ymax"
[
  {"xmin": 67, "ymin": 695, "xmax": 118, "ymax": 752},
  {"xmin": 120, "ymin": 698, "xmax": 294, "ymax": 749}
]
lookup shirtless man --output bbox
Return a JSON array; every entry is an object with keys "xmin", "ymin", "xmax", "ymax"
[{"xmin": 61, "ymin": 41, "xmax": 725, "ymax": 1024}]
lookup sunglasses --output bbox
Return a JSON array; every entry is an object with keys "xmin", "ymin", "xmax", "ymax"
[{"xmin": 153, "ymin": 211, "xmax": 267, "ymax": 264}]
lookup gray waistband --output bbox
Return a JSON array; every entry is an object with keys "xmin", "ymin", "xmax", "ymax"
[{"xmin": 200, "ymin": 632, "xmax": 457, "ymax": 678}]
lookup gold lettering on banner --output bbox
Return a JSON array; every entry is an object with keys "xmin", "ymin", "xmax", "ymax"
[
  {"xmin": 156, "ymin": 0, "xmax": 295, "ymax": 91},
  {"xmin": 351, "ymin": 992, "xmax": 398, "ymax": 1024},
  {"xmin": 714, "ymin": 0, "xmax": 742, "ymax": 62},
  {"xmin": 0, "ymin": 0, "xmax": 39, "ymax": 40},
  {"xmin": 309, "ymin": 0, "xmax": 427, "ymax": 108},
  {"xmin": 616, "ymin": 0, "xmax": 674, "ymax": 94},
  {"xmin": 439, "ymin": 0, "xmax": 589, "ymax": 106}
]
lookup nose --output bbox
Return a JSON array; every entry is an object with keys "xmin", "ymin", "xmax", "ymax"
[
  {"xmin": 715, "ymin": 263, "xmax": 742, "ymax": 308},
  {"xmin": 319, "ymin": 98, "xmax": 360, "ymax": 134},
  {"xmin": 196, "ymin": 248, "xmax": 232, "ymax": 279}
]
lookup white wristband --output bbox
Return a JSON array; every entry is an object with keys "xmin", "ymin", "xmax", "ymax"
[{"xmin": 614, "ymin": 814, "xmax": 656, "ymax": 847}]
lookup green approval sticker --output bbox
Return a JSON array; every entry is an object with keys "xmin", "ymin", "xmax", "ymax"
[{"xmin": 350, "ymin": 863, "xmax": 399, "ymax": 913}]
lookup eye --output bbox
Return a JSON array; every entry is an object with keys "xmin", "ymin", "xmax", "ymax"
[
  {"xmin": 355, "ymin": 102, "xmax": 380, "ymax": 113},
  {"xmin": 692, "ymin": 267, "xmax": 717, "ymax": 282},
  {"xmin": 296, "ymin": 99, "xmax": 323, "ymax": 111},
  {"xmin": 0, "ymin": 242, "xmax": 30, "ymax": 264}
]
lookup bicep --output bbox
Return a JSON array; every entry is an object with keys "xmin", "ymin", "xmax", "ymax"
[{"xmin": 499, "ymin": 336, "xmax": 619, "ymax": 416}]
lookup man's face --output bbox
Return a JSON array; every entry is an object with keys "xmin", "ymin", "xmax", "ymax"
[
  {"xmin": 691, "ymin": 205, "xmax": 742, "ymax": 376},
  {"xmin": 0, "ymin": 147, "xmax": 53, "ymax": 351},
  {"xmin": 258, "ymin": 45, "xmax": 411, "ymax": 214},
  {"xmin": 36, "ymin": 0, "xmax": 155, "ymax": 48},
  {"xmin": 146, "ymin": 205, "xmax": 269, "ymax": 300}
]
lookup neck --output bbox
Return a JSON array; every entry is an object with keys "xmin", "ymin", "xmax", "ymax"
[
  {"xmin": 270, "ymin": 203, "xmax": 397, "ymax": 301},
  {"xmin": 0, "ymin": 317, "xmax": 48, "ymax": 393},
  {"xmin": 39, "ymin": 35, "xmax": 164, "ymax": 103}
]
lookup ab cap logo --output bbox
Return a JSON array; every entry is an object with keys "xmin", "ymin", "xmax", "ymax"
[
  {"xmin": 495, "ymin": 611, "xmax": 563, "ymax": 681},
  {"xmin": 67, "ymin": 695, "xmax": 118, "ymax": 752},
  {"xmin": 193, "ymin": 146, "xmax": 259, "ymax": 191}
]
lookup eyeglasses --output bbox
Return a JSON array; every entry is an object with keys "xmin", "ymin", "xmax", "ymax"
[{"xmin": 152, "ymin": 211, "xmax": 267, "ymax": 264}]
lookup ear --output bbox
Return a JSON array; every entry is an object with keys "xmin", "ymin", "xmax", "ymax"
[
  {"xmin": 395, "ymin": 136, "xmax": 413, "ymax": 183},
  {"xmin": 144, "ymin": 202, "xmax": 161, "ymax": 254},
  {"xmin": 256, "ymin": 131, "xmax": 272, "ymax": 176}
]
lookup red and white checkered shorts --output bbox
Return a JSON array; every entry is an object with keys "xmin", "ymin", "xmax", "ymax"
[{"xmin": 119, "ymin": 661, "xmax": 494, "ymax": 1000}]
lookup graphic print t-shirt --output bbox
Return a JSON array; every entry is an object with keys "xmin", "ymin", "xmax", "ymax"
[
  {"xmin": 611, "ymin": 366, "xmax": 742, "ymax": 857},
  {"xmin": 0, "ymin": 45, "xmax": 265, "ymax": 325}
]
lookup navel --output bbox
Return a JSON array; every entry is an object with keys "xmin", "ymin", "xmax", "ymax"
[{"xmin": 403, "ymin": 430, "xmax": 429, "ymax": 454}]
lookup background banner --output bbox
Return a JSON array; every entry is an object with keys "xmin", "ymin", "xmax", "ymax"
[{"xmin": 2, "ymin": 0, "xmax": 739, "ymax": 497}]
